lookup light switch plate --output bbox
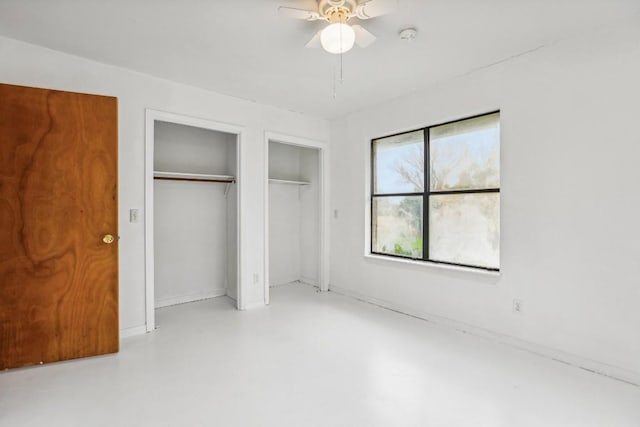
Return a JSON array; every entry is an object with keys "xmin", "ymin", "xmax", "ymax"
[{"xmin": 129, "ymin": 209, "xmax": 140, "ymax": 223}]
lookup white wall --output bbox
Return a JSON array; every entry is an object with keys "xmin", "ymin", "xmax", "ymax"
[
  {"xmin": 269, "ymin": 142, "xmax": 303, "ymax": 286},
  {"xmin": 226, "ymin": 137, "xmax": 238, "ymax": 300},
  {"xmin": 299, "ymin": 148, "xmax": 320, "ymax": 285},
  {"xmin": 154, "ymin": 121, "xmax": 236, "ymax": 175},
  {"xmin": 154, "ymin": 180, "xmax": 228, "ymax": 306},
  {"xmin": 269, "ymin": 182, "xmax": 302, "ymax": 286},
  {"xmin": 153, "ymin": 122, "xmax": 234, "ymax": 307},
  {"xmin": 0, "ymin": 35, "xmax": 330, "ymax": 333},
  {"xmin": 268, "ymin": 142, "xmax": 303, "ymax": 181},
  {"xmin": 330, "ymin": 18, "xmax": 640, "ymax": 382}
]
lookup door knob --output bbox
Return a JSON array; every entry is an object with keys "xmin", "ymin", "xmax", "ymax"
[{"xmin": 103, "ymin": 234, "xmax": 115, "ymax": 244}]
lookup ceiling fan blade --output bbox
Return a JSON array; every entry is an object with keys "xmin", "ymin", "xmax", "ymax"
[
  {"xmin": 305, "ymin": 30, "xmax": 322, "ymax": 48},
  {"xmin": 278, "ymin": 6, "xmax": 321, "ymax": 21},
  {"xmin": 352, "ymin": 25, "xmax": 376, "ymax": 48},
  {"xmin": 354, "ymin": 0, "xmax": 397, "ymax": 19}
]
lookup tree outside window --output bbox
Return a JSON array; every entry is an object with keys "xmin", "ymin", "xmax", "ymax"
[{"xmin": 371, "ymin": 112, "xmax": 500, "ymax": 271}]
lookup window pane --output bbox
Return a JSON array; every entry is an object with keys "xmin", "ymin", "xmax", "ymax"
[
  {"xmin": 430, "ymin": 113, "xmax": 500, "ymax": 191},
  {"xmin": 372, "ymin": 196, "xmax": 423, "ymax": 258},
  {"xmin": 373, "ymin": 130, "xmax": 424, "ymax": 194},
  {"xmin": 429, "ymin": 193, "xmax": 500, "ymax": 269}
]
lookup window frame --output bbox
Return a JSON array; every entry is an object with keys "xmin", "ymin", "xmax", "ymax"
[{"xmin": 370, "ymin": 110, "xmax": 500, "ymax": 272}]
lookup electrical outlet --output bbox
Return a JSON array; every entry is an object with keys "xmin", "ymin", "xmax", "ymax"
[
  {"xmin": 333, "ymin": 209, "xmax": 339, "ymax": 219},
  {"xmin": 253, "ymin": 273, "xmax": 259, "ymax": 285},
  {"xmin": 513, "ymin": 299, "xmax": 524, "ymax": 314}
]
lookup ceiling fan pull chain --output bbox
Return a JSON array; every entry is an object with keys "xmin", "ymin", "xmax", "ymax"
[
  {"xmin": 339, "ymin": 50, "xmax": 343, "ymax": 83},
  {"xmin": 333, "ymin": 24, "xmax": 344, "ymax": 99},
  {"xmin": 332, "ymin": 55, "xmax": 343, "ymax": 99},
  {"xmin": 339, "ymin": 23, "xmax": 344, "ymax": 83},
  {"xmin": 332, "ymin": 64, "xmax": 337, "ymax": 99}
]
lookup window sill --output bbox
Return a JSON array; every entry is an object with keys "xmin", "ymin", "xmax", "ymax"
[{"xmin": 364, "ymin": 253, "xmax": 501, "ymax": 277}]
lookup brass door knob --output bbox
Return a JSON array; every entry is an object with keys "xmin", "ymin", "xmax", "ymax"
[{"xmin": 103, "ymin": 234, "xmax": 115, "ymax": 244}]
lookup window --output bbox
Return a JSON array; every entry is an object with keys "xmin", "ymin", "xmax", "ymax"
[{"xmin": 371, "ymin": 112, "xmax": 500, "ymax": 271}]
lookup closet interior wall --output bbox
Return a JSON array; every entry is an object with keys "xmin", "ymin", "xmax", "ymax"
[
  {"xmin": 154, "ymin": 121, "xmax": 237, "ymax": 308},
  {"xmin": 268, "ymin": 141, "xmax": 319, "ymax": 288}
]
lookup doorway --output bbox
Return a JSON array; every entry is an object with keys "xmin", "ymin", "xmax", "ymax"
[
  {"xmin": 264, "ymin": 133, "xmax": 330, "ymax": 304},
  {"xmin": 145, "ymin": 110, "xmax": 243, "ymax": 332}
]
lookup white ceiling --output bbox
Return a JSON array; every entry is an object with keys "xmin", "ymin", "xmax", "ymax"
[{"xmin": 0, "ymin": 0, "xmax": 638, "ymax": 119}]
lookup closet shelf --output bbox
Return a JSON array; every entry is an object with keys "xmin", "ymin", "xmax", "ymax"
[
  {"xmin": 154, "ymin": 171, "xmax": 235, "ymax": 183},
  {"xmin": 269, "ymin": 179, "xmax": 310, "ymax": 186}
]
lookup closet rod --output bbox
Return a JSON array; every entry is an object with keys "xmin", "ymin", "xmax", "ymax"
[{"xmin": 153, "ymin": 177, "xmax": 235, "ymax": 184}]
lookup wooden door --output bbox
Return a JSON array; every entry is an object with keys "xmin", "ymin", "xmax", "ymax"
[{"xmin": 0, "ymin": 84, "xmax": 119, "ymax": 369}]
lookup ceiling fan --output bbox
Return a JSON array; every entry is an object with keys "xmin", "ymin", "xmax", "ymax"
[{"xmin": 278, "ymin": 0, "xmax": 397, "ymax": 54}]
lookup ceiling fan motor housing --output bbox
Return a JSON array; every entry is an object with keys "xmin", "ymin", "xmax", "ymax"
[{"xmin": 319, "ymin": 0, "xmax": 357, "ymax": 22}]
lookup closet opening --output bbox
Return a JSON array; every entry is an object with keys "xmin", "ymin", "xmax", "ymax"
[
  {"xmin": 145, "ymin": 111, "xmax": 242, "ymax": 332},
  {"xmin": 265, "ymin": 136, "xmax": 329, "ymax": 304}
]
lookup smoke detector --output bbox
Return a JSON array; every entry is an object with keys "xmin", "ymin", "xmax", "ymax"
[{"xmin": 399, "ymin": 27, "xmax": 418, "ymax": 42}]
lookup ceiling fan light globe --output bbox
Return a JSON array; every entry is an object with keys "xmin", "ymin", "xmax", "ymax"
[{"xmin": 320, "ymin": 23, "xmax": 355, "ymax": 54}]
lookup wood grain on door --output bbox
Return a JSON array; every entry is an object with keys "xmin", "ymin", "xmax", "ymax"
[{"xmin": 0, "ymin": 84, "xmax": 119, "ymax": 369}]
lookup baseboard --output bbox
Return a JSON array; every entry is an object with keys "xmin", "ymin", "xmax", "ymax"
[
  {"xmin": 329, "ymin": 284, "xmax": 640, "ymax": 386},
  {"xmin": 155, "ymin": 289, "xmax": 226, "ymax": 308},
  {"xmin": 120, "ymin": 325, "xmax": 147, "ymax": 339},
  {"xmin": 270, "ymin": 279, "xmax": 319, "ymax": 288},
  {"xmin": 269, "ymin": 281, "xmax": 293, "ymax": 288},
  {"xmin": 300, "ymin": 276, "xmax": 319, "ymax": 287}
]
